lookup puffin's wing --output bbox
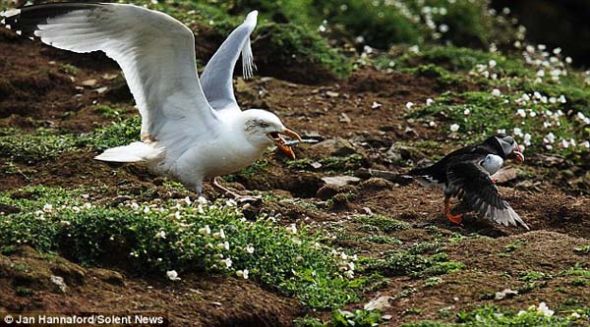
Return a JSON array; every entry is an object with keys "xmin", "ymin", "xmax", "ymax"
[
  {"xmin": 446, "ymin": 160, "xmax": 529, "ymax": 230},
  {"xmin": 200, "ymin": 11, "xmax": 258, "ymax": 111},
  {"xmin": 2, "ymin": 3, "xmax": 219, "ymax": 142}
]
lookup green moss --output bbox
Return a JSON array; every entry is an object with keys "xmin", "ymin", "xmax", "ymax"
[
  {"xmin": 0, "ymin": 186, "xmax": 363, "ymax": 309},
  {"xmin": 355, "ymin": 214, "xmax": 411, "ymax": 233},
  {"xmin": 80, "ymin": 116, "xmax": 141, "ymax": 151},
  {"xmin": 370, "ymin": 249, "xmax": 463, "ymax": 278},
  {"xmin": 0, "ymin": 128, "xmax": 77, "ymax": 163}
]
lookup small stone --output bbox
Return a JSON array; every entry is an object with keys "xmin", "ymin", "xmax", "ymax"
[
  {"xmin": 360, "ymin": 178, "xmax": 395, "ymax": 191},
  {"xmin": 321, "ymin": 176, "xmax": 360, "ymax": 187},
  {"xmin": 310, "ymin": 162, "xmax": 323, "ymax": 169},
  {"xmin": 80, "ymin": 79, "xmax": 97, "ymax": 87},
  {"xmin": 326, "ymin": 91, "xmax": 339, "ymax": 98},
  {"xmin": 50, "ymin": 275, "xmax": 68, "ymax": 293},
  {"xmin": 495, "ymin": 288, "xmax": 518, "ymax": 300},
  {"xmin": 339, "ymin": 113, "xmax": 351, "ymax": 124},
  {"xmin": 364, "ymin": 295, "xmax": 393, "ymax": 311}
]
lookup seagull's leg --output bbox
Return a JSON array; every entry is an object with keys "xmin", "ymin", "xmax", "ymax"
[
  {"xmin": 212, "ymin": 176, "xmax": 242, "ymax": 198},
  {"xmin": 444, "ymin": 196, "xmax": 463, "ymax": 225},
  {"xmin": 212, "ymin": 177, "xmax": 261, "ymax": 204}
]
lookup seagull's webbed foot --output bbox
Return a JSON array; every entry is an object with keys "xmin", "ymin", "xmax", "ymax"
[
  {"xmin": 212, "ymin": 177, "xmax": 261, "ymax": 204},
  {"xmin": 444, "ymin": 196, "xmax": 463, "ymax": 225}
]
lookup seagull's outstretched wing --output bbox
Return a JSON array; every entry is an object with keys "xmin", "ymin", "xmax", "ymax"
[
  {"xmin": 1, "ymin": 3, "xmax": 218, "ymax": 143},
  {"xmin": 446, "ymin": 160, "xmax": 530, "ymax": 230},
  {"xmin": 201, "ymin": 10, "xmax": 258, "ymax": 111}
]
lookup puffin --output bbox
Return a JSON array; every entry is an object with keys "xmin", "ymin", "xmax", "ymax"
[{"xmin": 409, "ymin": 133, "xmax": 529, "ymax": 230}]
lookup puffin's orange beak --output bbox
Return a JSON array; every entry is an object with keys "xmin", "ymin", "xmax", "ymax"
[
  {"xmin": 510, "ymin": 144, "xmax": 525, "ymax": 163},
  {"xmin": 269, "ymin": 128, "xmax": 302, "ymax": 160}
]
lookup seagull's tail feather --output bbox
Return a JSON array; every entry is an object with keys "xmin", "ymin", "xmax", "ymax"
[{"xmin": 95, "ymin": 142, "xmax": 163, "ymax": 163}]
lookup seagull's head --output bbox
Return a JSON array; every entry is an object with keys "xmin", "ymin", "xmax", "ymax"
[
  {"xmin": 488, "ymin": 133, "xmax": 524, "ymax": 163},
  {"xmin": 242, "ymin": 109, "xmax": 302, "ymax": 159}
]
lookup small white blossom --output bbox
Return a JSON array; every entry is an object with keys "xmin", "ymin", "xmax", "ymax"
[
  {"xmin": 199, "ymin": 225, "xmax": 211, "ymax": 235},
  {"xmin": 537, "ymin": 302, "xmax": 554, "ymax": 317},
  {"xmin": 43, "ymin": 204, "xmax": 53, "ymax": 213},
  {"xmin": 516, "ymin": 109, "xmax": 526, "ymax": 118},
  {"xmin": 371, "ymin": 101, "xmax": 382, "ymax": 109},
  {"xmin": 287, "ymin": 223, "xmax": 298, "ymax": 234},
  {"xmin": 155, "ymin": 230, "xmax": 166, "ymax": 239},
  {"xmin": 222, "ymin": 257, "xmax": 232, "ymax": 268},
  {"xmin": 236, "ymin": 269, "xmax": 249, "ymax": 279},
  {"xmin": 463, "ymin": 109, "xmax": 470, "ymax": 115},
  {"xmin": 405, "ymin": 101, "xmax": 414, "ymax": 109},
  {"xmin": 245, "ymin": 244, "xmax": 255, "ymax": 254},
  {"xmin": 450, "ymin": 123, "xmax": 460, "ymax": 132},
  {"xmin": 426, "ymin": 98, "xmax": 434, "ymax": 106},
  {"xmin": 491, "ymin": 88, "xmax": 501, "ymax": 96},
  {"xmin": 166, "ymin": 270, "xmax": 181, "ymax": 281}
]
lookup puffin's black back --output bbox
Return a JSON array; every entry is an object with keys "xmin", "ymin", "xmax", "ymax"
[{"xmin": 409, "ymin": 135, "xmax": 505, "ymax": 184}]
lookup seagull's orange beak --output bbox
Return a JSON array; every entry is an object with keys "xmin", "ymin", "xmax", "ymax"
[{"xmin": 268, "ymin": 128, "xmax": 302, "ymax": 160}]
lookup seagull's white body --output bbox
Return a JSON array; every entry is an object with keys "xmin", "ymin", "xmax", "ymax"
[{"xmin": 2, "ymin": 4, "xmax": 296, "ymax": 194}]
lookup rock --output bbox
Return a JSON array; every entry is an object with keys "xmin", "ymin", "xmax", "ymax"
[
  {"xmin": 494, "ymin": 288, "xmax": 518, "ymax": 300},
  {"xmin": 91, "ymin": 268, "xmax": 125, "ymax": 286},
  {"xmin": 311, "ymin": 138, "xmax": 357, "ymax": 157},
  {"xmin": 360, "ymin": 177, "xmax": 395, "ymax": 191},
  {"xmin": 80, "ymin": 79, "xmax": 97, "ymax": 87},
  {"xmin": 321, "ymin": 175, "xmax": 360, "ymax": 187},
  {"xmin": 364, "ymin": 295, "xmax": 393, "ymax": 311},
  {"xmin": 50, "ymin": 275, "xmax": 68, "ymax": 293},
  {"xmin": 339, "ymin": 113, "xmax": 351, "ymax": 124},
  {"xmin": 310, "ymin": 162, "xmax": 323, "ymax": 169},
  {"xmin": 492, "ymin": 167, "xmax": 518, "ymax": 184},
  {"xmin": 325, "ymin": 91, "xmax": 339, "ymax": 98}
]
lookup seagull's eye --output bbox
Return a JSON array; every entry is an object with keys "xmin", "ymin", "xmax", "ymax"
[{"xmin": 258, "ymin": 122, "xmax": 270, "ymax": 128}]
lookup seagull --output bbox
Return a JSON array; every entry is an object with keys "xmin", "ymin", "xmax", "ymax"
[
  {"xmin": 409, "ymin": 134, "xmax": 529, "ymax": 230},
  {"xmin": 1, "ymin": 3, "xmax": 302, "ymax": 198}
]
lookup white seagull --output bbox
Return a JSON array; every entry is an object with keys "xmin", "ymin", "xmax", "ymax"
[{"xmin": 1, "ymin": 3, "xmax": 301, "ymax": 198}]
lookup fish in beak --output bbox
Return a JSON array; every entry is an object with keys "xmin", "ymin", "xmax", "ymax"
[
  {"xmin": 509, "ymin": 144, "xmax": 525, "ymax": 163},
  {"xmin": 268, "ymin": 128, "xmax": 302, "ymax": 159}
]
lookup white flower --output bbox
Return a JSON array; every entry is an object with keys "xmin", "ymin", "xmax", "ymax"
[
  {"xmin": 371, "ymin": 101, "xmax": 382, "ymax": 109},
  {"xmin": 513, "ymin": 127, "xmax": 523, "ymax": 137},
  {"xmin": 438, "ymin": 24, "xmax": 449, "ymax": 33},
  {"xmin": 166, "ymin": 270, "xmax": 181, "ymax": 281},
  {"xmin": 516, "ymin": 109, "xmax": 526, "ymax": 118},
  {"xmin": 565, "ymin": 57, "xmax": 573, "ymax": 64},
  {"xmin": 561, "ymin": 139, "xmax": 570, "ymax": 149},
  {"xmin": 287, "ymin": 223, "xmax": 297, "ymax": 234},
  {"xmin": 450, "ymin": 124, "xmax": 460, "ymax": 132},
  {"xmin": 491, "ymin": 89, "xmax": 501, "ymax": 96},
  {"xmin": 405, "ymin": 102, "xmax": 414, "ymax": 109},
  {"xmin": 553, "ymin": 47, "xmax": 562, "ymax": 55},
  {"xmin": 236, "ymin": 269, "xmax": 249, "ymax": 279},
  {"xmin": 426, "ymin": 98, "xmax": 434, "ymax": 106},
  {"xmin": 544, "ymin": 133, "xmax": 556, "ymax": 144},
  {"xmin": 344, "ymin": 270, "xmax": 354, "ymax": 279},
  {"xmin": 155, "ymin": 230, "xmax": 166, "ymax": 239},
  {"xmin": 571, "ymin": 312, "xmax": 581, "ymax": 319},
  {"xmin": 245, "ymin": 244, "xmax": 255, "ymax": 254},
  {"xmin": 537, "ymin": 302, "xmax": 554, "ymax": 317},
  {"xmin": 198, "ymin": 225, "xmax": 211, "ymax": 235},
  {"xmin": 463, "ymin": 109, "xmax": 470, "ymax": 115},
  {"xmin": 558, "ymin": 95, "xmax": 567, "ymax": 103},
  {"xmin": 214, "ymin": 229, "xmax": 226, "ymax": 239},
  {"xmin": 581, "ymin": 141, "xmax": 590, "ymax": 149},
  {"xmin": 43, "ymin": 204, "xmax": 53, "ymax": 213},
  {"xmin": 222, "ymin": 258, "xmax": 232, "ymax": 268},
  {"xmin": 524, "ymin": 133, "xmax": 532, "ymax": 146},
  {"xmin": 197, "ymin": 196, "xmax": 208, "ymax": 205},
  {"xmin": 488, "ymin": 60, "xmax": 497, "ymax": 68},
  {"xmin": 143, "ymin": 206, "xmax": 150, "ymax": 214}
]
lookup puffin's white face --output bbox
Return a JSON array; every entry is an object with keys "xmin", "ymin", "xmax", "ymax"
[
  {"xmin": 242, "ymin": 109, "xmax": 302, "ymax": 159},
  {"xmin": 495, "ymin": 135, "xmax": 524, "ymax": 162}
]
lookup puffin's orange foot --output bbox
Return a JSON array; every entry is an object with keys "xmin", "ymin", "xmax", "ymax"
[{"xmin": 446, "ymin": 212, "xmax": 463, "ymax": 225}]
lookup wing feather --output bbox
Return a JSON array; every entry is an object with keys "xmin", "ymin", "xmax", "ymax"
[
  {"xmin": 201, "ymin": 10, "xmax": 258, "ymax": 111},
  {"xmin": 447, "ymin": 161, "xmax": 529, "ymax": 230},
  {"xmin": 2, "ymin": 3, "xmax": 219, "ymax": 145}
]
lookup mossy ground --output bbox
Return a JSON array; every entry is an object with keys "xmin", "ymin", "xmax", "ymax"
[{"xmin": 1, "ymin": 0, "xmax": 590, "ymax": 326}]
